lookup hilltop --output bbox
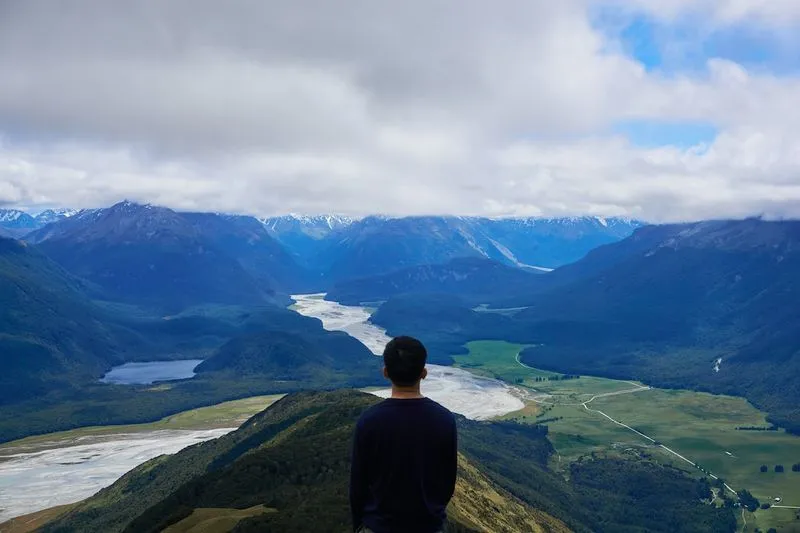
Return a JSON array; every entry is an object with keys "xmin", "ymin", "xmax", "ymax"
[{"xmin": 41, "ymin": 390, "xmax": 734, "ymax": 533}]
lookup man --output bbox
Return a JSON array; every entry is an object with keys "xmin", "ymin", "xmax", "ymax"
[{"xmin": 350, "ymin": 336, "xmax": 458, "ymax": 533}]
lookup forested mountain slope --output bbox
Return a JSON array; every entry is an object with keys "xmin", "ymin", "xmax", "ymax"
[
  {"xmin": 0, "ymin": 237, "xmax": 137, "ymax": 404},
  {"xmin": 516, "ymin": 219, "xmax": 800, "ymax": 432},
  {"xmin": 368, "ymin": 219, "xmax": 800, "ymax": 433}
]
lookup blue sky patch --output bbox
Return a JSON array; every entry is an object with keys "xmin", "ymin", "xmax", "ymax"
[
  {"xmin": 593, "ymin": 6, "xmax": 800, "ymax": 75},
  {"xmin": 613, "ymin": 120, "xmax": 718, "ymax": 148}
]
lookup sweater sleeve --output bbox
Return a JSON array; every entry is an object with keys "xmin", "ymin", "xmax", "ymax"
[
  {"xmin": 350, "ymin": 421, "xmax": 367, "ymax": 531},
  {"xmin": 445, "ymin": 416, "xmax": 458, "ymax": 501}
]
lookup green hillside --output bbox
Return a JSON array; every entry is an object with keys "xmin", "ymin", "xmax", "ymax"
[
  {"xmin": 0, "ymin": 238, "xmax": 141, "ymax": 404},
  {"xmin": 42, "ymin": 390, "xmax": 735, "ymax": 533},
  {"xmin": 0, "ymin": 305, "xmax": 381, "ymax": 443}
]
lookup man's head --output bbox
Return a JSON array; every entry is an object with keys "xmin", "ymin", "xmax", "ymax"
[{"xmin": 383, "ymin": 336, "xmax": 428, "ymax": 387}]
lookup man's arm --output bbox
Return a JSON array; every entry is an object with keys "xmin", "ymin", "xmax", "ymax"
[
  {"xmin": 349, "ymin": 421, "xmax": 367, "ymax": 531},
  {"xmin": 445, "ymin": 416, "xmax": 458, "ymax": 501}
]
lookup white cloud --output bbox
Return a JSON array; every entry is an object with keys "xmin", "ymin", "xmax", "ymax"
[{"xmin": 0, "ymin": 0, "xmax": 798, "ymax": 221}]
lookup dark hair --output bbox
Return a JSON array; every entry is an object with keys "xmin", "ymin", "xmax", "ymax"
[{"xmin": 383, "ymin": 336, "xmax": 427, "ymax": 386}]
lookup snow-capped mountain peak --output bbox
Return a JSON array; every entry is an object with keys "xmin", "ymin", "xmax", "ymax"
[
  {"xmin": 34, "ymin": 208, "xmax": 79, "ymax": 224},
  {"xmin": 0, "ymin": 209, "xmax": 38, "ymax": 230},
  {"xmin": 259, "ymin": 214, "xmax": 358, "ymax": 232},
  {"xmin": 0, "ymin": 209, "xmax": 26, "ymax": 222}
]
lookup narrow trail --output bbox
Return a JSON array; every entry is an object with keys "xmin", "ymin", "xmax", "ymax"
[
  {"xmin": 581, "ymin": 394, "xmax": 738, "ymax": 496},
  {"xmin": 515, "ymin": 352, "xmax": 536, "ymax": 370},
  {"xmin": 514, "ymin": 348, "xmax": 797, "ymax": 523}
]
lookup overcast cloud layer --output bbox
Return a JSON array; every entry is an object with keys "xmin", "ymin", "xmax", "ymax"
[{"xmin": 1, "ymin": 0, "xmax": 799, "ymax": 221}]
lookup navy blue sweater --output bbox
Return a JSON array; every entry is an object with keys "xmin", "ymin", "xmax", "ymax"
[{"xmin": 350, "ymin": 397, "xmax": 458, "ymax": 533}]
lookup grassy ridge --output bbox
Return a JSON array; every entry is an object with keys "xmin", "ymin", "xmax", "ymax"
[
  {"xmin": 39, "ymin": 390, "xmax": 735, "ymax": 533},
  {"xmin": 0, "ymin": 395, "xmax": 283, "ymax": 453}
]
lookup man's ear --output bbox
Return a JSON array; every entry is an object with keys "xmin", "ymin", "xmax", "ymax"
[
  {"xmin": 421, "ymin": 367, "xmax": 428, "ymax": 380},
  {"xmin": 383, "ymin": 366, "xmax": 390, "ymax": 379}
]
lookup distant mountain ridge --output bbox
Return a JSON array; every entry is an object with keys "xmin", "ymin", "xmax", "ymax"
[
  {"xmin": 18, "ymin": 202, "xmax": 642, "ymax": 292},
  {"xmin": 25, "ymin": 202, "xmax": 308, "ymax": 310},
  {"xmin": 0, "ymin": 207, "xmax": 78, "ymax": 237},
  {"xmin": 293, "ymin": 215, "xmax": 643, "ymax": 282},
  {"xmin": 327, "ymin": 257, "xmax": 548, "ymax": 306},
  {"xmin": 513, "ymin": 219, "xmax": 800, "ymax": 435},
  {"xmin": 364, "ymin": 218, "xmax": 800, "ymax": 433}
]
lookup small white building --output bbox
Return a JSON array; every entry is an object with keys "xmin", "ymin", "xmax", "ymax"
[{"xmin": 775, "ymin": 497, "xmax": 782, "ymax": 503}]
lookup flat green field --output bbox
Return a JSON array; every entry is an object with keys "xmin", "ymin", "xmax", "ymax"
[
  {"xmin": 0, "ymin": 395, "xmax": 283, "ymax": 454},
  {"xmin": 455, "ymin": 340, "xmax": 800, "ymax": 531},
  {"xmin": 455, "ymin": 341, "xmax": 645, "ymax": 403}
]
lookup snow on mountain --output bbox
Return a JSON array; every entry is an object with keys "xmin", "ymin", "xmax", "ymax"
[
  {"xmin": 34, "ymin": 208, "xmax": 79, "ymax": 225},
  {"xmin": 260, "ymin": 214, "xmax": 357, "ymax": 231},
  {"xmin": 0, "ymin": 210, "xmax": 24, "ymax": 222},
  {"xmin": 0, "ymin": 209, "xmax": 38, "ymax": 229}
]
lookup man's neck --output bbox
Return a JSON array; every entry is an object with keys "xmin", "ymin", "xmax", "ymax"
[{"xmin": 390, "ymin": 385, "xmax": 424, "ymax": 399}]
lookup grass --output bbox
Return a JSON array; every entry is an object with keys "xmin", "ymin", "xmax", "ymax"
[
  {"xmin": 0, "ymin": 503, "xmax": 78, "ymax": 533},
  {"xmin": 588, "ymin": 389, "xmax": 800, "ymax": 509},
  {"xmin": 454, "ymin": 340, "xmax": 645, "ymax": 404},
  {"xmin": 0, "ymin": 395, "xmax": 283, "ymax": 454},
  {"xmin": 455, "ymin": 340, "xmax": 800, "ymax": 532},
  {"xmin": 744, "ymin": 506, "xmax": 800, "ymax": 533},
  {"xmin": 162, "ymin": 505, "xmax": 277, "ymax": 533}
]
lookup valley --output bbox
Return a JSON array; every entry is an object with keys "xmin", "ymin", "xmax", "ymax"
[
  {"xmin": 0, "ymin": 296, "xmax": 527, "ymax": 523},
  {"xmin": 0, "ymin": 396, "xmax": 284, "ymax": 523},
  {"xmin": 291, "ymin": 294, "xmax": 526, "ymax": 420},
  {"xmin": 1, "ymin": 205, "xmax": 799, "ymax": 532},
  {"xmin": 456, "ymin": 340, "xmax": 800, "ymax": 532},
  {"xmin": 4, "ymin": 292, "xmax": 797, "ymax": 530},
  {"xmin": 3, "ymin": 4, "xmax": 800, "ymax": 530}
]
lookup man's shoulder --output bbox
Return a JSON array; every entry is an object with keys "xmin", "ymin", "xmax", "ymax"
[
  {"xmin": 356, "ymin": 398, "xmax": 454, "ymax": 426},
  {"xmin": 425, "ymin": 398, "xmax": 456, "ymax": 420},
  {"xmin": 356, "ymin": 399, "xmax": 390, "ymax": 427}
]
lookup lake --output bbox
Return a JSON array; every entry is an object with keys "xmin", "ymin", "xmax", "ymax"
[
  {"xmin": 100, "ymin": 359, "xmax": 204, "ymax": 384},
  {"xmin": 0, "ymin": 296, "xmax": 524, "ymax": 522}
]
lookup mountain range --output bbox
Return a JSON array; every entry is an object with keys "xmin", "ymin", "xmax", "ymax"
[
  {"xmin": 326, "ymin": 256, "xmax": 547, "ymax": 306},
  {"xmin": 9, "ymin": 203, "xmax": 642, "ymax": 288},
  {"xmin": 4, "ymin": 203, "xmax": 800, "ymax": 435},
  {"xmin": 0, "ymin": 208, "xmax": 77, "ymax": 237},
  {"xmin": 515, "ymin": 218, "xmax": 800, "ymax": 432},
  {"xmin": 25, "ymin": 202, "xmax": 308, "ymax": 310},
  {"xmin": 368, "ymin": 218, "xmax": 800, "ymax": 433},
  {"xmin": 266, "ymin": 214, "xmax": 642, "ymax": 282},
  {"xmin": 40, "ymin": 390, "xmax": 734, "ymax": 533},
  {"xmin": 1, "ymin": 200, "xmax": 796, "ymax": 531}
]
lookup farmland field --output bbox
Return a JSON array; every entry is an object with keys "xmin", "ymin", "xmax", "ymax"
[{"xmin": 454, "ymin": 340, "xmax": 800, "ymax": 531}]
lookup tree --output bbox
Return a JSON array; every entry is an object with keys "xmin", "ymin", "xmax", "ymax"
[
  {"xmin": 760, "ymin": 465, "xmax": 769, "ymax": 473},
  {"xmin": 792, "ymin": 463, "xmax": 800, "ymax": 472},
  {"xmin": 760, "ymin": 503, "xmax": 772, "ymax": 510},
  {"xmin": 775, "ymin": 465, "xmax": 785, "ymax": 473},
  {"xmin": 737, "ymin": 489, "xmax": 760, "ymax": 512}
]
